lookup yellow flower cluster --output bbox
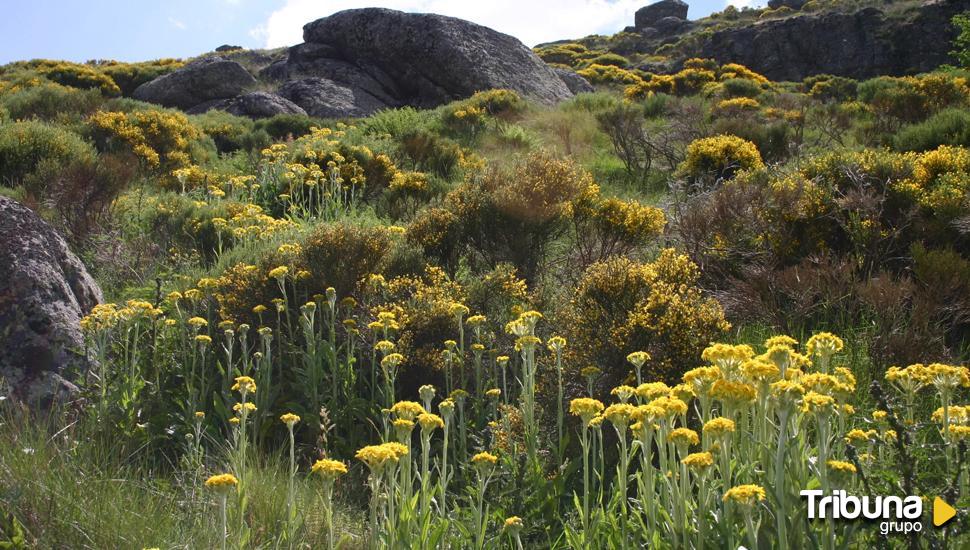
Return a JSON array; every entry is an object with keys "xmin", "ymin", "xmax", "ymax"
[
  {"xmin": 569, "ymin": 398, "xmax": 605, "ymax": 423},
  {"xmin": 311, "ymin": 458, "xmax": 348, "ymax": 479},
  {"xmin": 205, "ymin": 473, "xmax": 239, "ymax": 492},
  {"xmin": 356, "ymin": 442, "xmax": 408, "ymax": 472},
  {"xmin": 722, "ymin": 484, "xmax": 766, "ymax": 505}
]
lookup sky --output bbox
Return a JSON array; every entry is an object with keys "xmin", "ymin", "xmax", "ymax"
[{"xmin": 0, "ymin": 0, "xmax": 760, "ymax": 65}]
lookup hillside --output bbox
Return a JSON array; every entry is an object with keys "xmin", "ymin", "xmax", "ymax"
[
  {"xmin": 1, "ymin": 3, "xmax": 970, "ymax": 548},
  {"xmin": 538, "ymin": 0, "xmax": 969, "ymax": 80}
]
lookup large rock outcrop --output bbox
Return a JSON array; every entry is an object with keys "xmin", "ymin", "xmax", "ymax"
[
  {"xmin": 261, "ymin": 8, "xmax": 574, "ymax": 117},
  {"xmin": 0, "ymin": 197, "xmax": 102, "ymax": 404},
  {"xmin": 187, "ymin": 91, "xmax": 307, "ymax": 118},
  {"xmin": 277, "ymin": 78, "xmax": 387, "ymax": 119},
  {"xmin": 635, "ymin": 0, "xmax": 689, "ymax": 29},
  {"xmin": 132, "ymin": 56, "xmax": 257, "ymax": 110},
  {"xmin": 696, "ymin": 0, "xmax": 969, "ymax": 80}
]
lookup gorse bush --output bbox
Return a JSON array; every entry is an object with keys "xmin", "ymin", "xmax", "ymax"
[
  {"xmin": 561, "ymin": 250, "xmax": 730, "ymax": 388},
  {"xmin": 534, "ymin": 43, "xmax": 593, "ymax": 67},
  {"xmin": 584, "ymin": 53, "xmax": 630, "ymax": 68},
  {"xmin": 577, "ymin": 64, "xmax": 644, "ymax": 86},
  {"xmin": 676, "ymin": 134, "xmax": 764, "ymax": 186},
  {"xmin": 625, "ymin": 61, "xmax": 768, "ymax": 100},
  {"xmin": 14, "ymin": 59, "xmax": 121, "ymax": 96},
  {"xmin": 409, "ymin": 150, "xmax": 597, "ymax": 281},
  {"xmin": 87, "ymin": 108, "xmax": 205, "ymax": 172}
]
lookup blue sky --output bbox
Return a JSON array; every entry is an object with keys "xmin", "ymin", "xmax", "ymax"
[{"xmin": 0, "ymin": 0, "xmax": 751, "ymax": 65}]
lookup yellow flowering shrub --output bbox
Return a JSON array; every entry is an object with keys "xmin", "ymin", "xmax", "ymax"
[
  {"xmin": 570, "ymin": 187, "xmax": 667, "ymax": 264},
  {"xmin": 410, "ymin": 151, "xmax": 596, "ymax": 280},
  {"xmin": 717, "ymin": 63, "xmax": 769, "ymax": 84},
  {"xmin": 577, "ymin": 64, "xmax": 645, "ymax": 86},
  {"xmin": 13, "ymin": 59, "xmax": 121, "ymax": 95},
  {"xmin": 562, "ymin": 250, "xmax": 730, "ymax": 388},
  {"xmin": 626, "ymin": 62, "xmax": 765, "ymax": 100},
  {"xmin": 677, "ymin": 134, "xmax": 764, "ymax": 185},
  {"xmin": 88, "ymin": 109, "xmax": 203, "ymax": 172},
  {"xmin": 534, "ymin": 43, "xmax": 591, "ymax": 67},
  {"xmin": 714, "ymin": 97, "xmax": 760, "ymax": 116}
]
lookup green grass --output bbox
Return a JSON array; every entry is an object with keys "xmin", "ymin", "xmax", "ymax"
[{"xmin": 0, "ymin": 409, "xmax": 365, "ymax": 548}]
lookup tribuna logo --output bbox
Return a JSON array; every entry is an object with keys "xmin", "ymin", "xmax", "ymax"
[{"xmin": 801, "ymin": 490, "xmax": 924, "ymax": 535}]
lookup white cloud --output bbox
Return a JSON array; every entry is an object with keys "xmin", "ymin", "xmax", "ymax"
[
  {"xmin": 725, "ymin": 0, "xmax": 766, "ymax": 8},
  {"xmin": 168, "ymin": 17, "xmax": 188, "ymax": 30},
  {"xmin": 256, "ymin": 0, "xmax": 651, "ymax": 49}
]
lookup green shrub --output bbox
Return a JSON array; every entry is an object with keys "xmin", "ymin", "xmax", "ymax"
[
  {"xmin": 409, "ymin": 152, "xmax": 595, "ymax": 280},
  {"xmin": 399, "ymin": 130, "xmax": 463, "ymax": 179},
  {"xmin": 894, "ymin": 108, "xmax": 970, "ymax": 151},
  {"xmin": 362, "ymin": 107, "xmax": 427, "ymax": 138},
  {"xmin": 805, "ymin": 75, "xmax": 858, "ymax": 102},
  {"xmin": 951, "ymin": 13, "xmax": 970, "ymax": 69},
  {"xmin": 1, "ymin": 81, "xmax": 103, "ymax": 121},
  {"xmin": 720, "ymin": 77, "xmax": 763, "ymax": 99},
  {"xmin": 495, "ymin": 123, "xmax": 538, "ymax": 149},
  {"xmin": 254, "ymin": 113, "xmax": 322, "ymax": 140},
  {"xmin": 560, "ymin": 91, "xmax": 620, "ymax": 113},
  {"xmin": 191, "ymin": 110, "xmax": 263, "ymax": 153},
  {"xmin": 858, "ymin": 74, "xmax": 968, "ymax": 124},
  {"xmin": 713, "ymin": 117, "xmax": 792, "ymax": 163},
  {"xmin": 0, "ymin": 120, "xmax": 97, "ymax": 184}
]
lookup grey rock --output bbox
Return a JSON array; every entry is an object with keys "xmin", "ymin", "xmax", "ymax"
[
  {"xmin": 655, "ymin": 16, "xmax": 689, "ymax": 34},
  {"xmin": 697, "ymin": 0, "xmax": 970, "ymax": 80},
  {"xmin": 266, "ymin": 54, "xmax": 401, "ymax": 107},
  {"xmin": 637, "ymin": 58, "xmax": 676, "ymax": 74},
  {"xmin": 0, "ymin": 196, "xmax": 102, "ymax": 406},
  {"xmin": 553, "ymin": 68, "xmax": 595, "ymax": 95},
  {"xmin": 278, "ymin": 78, "xmax": 389, "ymax": 119},
  {"xmin": 187, "ymin": 91, "xmax": 307, "ymax": 118},
  {"xmin": 215, "ymin": 44, "xmax": 243, "ymax": 52},
  {"xmin": 132, "ymin": 56, "xmax": 257, "ymax": 110},
  {"xmin": 635, "ymin": 0, "xmax": 689, "ymax": 29},
  {"xmin": 299, "ymin": 8, "xmax": 573, "ymax": 108}
]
